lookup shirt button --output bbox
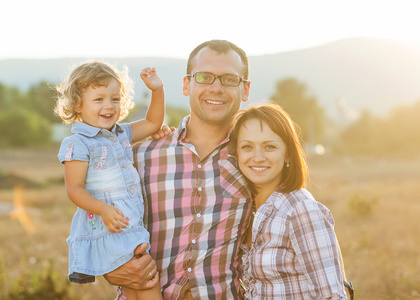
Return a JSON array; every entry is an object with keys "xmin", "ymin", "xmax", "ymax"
[
  {"xmin": 122, "ymin": 163, "xmax": 128, "ymax": 168},
  {"xmin": 112, "ymin": 137, "xmax": 117, "ymax": 142},
  {"xmin": 197, "ymin": 164, "xmax": 202, "ymax": 168},
  {"xmin": 198, "ymin": 187, "xmax": 202, "ymax": 192},
  {"xmin": 187, "ymin": 268, "xmax": 192, "ymax": 272},
  {"xmin": 192, "ymin": 239, "xmax": 196, "ymax": 244},
  {"xmin": 196, "ymin": 213, "xmax": 201, "ymax": 218},
  {"xmin": 130, "ymin": 188, "xmax": 135, "ymax": 194}
]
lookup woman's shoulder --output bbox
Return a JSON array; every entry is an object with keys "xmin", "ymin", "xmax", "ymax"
[
  {"xmin": 273, "ymin": 188, "xmax": 314, "ymax": 205},
  {"xmin": 273, "ymin": 188, "xmax": 329, "ymax": 214}
]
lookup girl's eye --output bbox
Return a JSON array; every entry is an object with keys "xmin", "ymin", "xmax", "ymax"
[
  {"xmin": 94, "ymin": 98, "xmax": 103, "ymax": 102},
  {"xmin": 112, "ymin": 98, "xmax": 121, "ymax": 102}
]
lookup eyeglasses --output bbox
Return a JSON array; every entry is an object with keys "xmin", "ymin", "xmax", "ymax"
[{"xmin": 186, "ymin": 72, "xmax": 248, "ymax": 87}]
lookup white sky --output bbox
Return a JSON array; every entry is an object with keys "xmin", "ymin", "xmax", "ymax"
[{"xmin": 1, "ymin": 0, "xmax": 419, "ymax": 59}]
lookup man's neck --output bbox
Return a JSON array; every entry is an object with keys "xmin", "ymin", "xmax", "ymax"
[{"xmin": 186, "ymin": 118, "xmax": 231, "ymax": 159}]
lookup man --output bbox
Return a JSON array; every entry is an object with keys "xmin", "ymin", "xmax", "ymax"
[{"xmin": 106, "ymin": 40, "xmax": 252, "ymax": 299}]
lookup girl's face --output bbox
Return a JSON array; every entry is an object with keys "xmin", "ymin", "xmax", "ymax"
[
  {"xmin": 236, "ymin": 118, "xmax": 288, "ymax": 195},
  {"xmin": 77, "ymin": 78, "xmax": 121, "ymax": 130}
]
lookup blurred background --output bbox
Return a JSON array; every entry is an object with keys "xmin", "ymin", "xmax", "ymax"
[{"xmin": 1, "ymin": 0, "xmax": 420, "ymax": 299}]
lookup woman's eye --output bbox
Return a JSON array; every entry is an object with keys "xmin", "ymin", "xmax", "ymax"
[
  {"xmin": 266, "ymin": 145, "xmax": 276, "ymax": 150},
  {"xmin": 241, "ymin": 145, "xmax": 252, "ymax": 150}
]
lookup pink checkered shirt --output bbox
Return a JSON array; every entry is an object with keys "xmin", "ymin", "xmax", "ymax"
[
  {"xmin": 240, "ymin": 188, "xmax": 347, "ymax": 299},
  {"xmin": 133, "ymin": 116, "xmax": 252, "ymax": 299}
]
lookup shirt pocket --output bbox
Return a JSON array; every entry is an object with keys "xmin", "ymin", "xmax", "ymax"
[
  {"xmin": 122, "ymin": 139, "xmax": 134, "ymax": 163},
  {"xmin": 89, "ymin": 145, "xmax": 116, "ymax": 170},
  {"xmin": 218, "ymin": 158, "xmax": 251, "ymax": 199}
]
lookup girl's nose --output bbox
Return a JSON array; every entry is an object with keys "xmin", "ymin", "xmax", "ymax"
[{"xmin": 104, "ymin": 99, "xmax": 114, "ymax": 109}]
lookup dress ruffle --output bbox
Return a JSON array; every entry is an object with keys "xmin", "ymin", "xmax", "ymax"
[{"xmin": 68, "ymin": 226, "xmax": 150, "ymax": 276}]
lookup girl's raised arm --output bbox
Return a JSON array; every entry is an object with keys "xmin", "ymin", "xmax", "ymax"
[{"xmin": 130, "ymin": 67, "xmax": 165, "ymax": 143}]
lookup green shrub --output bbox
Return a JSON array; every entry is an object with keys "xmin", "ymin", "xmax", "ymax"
[
  {"xmin": 5, "ymin": 264, "xmax": 72, "ymax": 300},
  {"xmin": 0, "ymin": 255, "xmax": 5, "ymax": 300},
  {"xmin": 347, "ymin": 193, "xmax": 378, "ymax": 217},
  {"xmin": 0, "ymin": 107, "xmax": 51, "ymax": 147}
]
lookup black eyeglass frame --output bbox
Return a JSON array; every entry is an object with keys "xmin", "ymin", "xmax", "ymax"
[{"xmin": 186, "ymin": 72, "xmax": 249, "ymax": 87}]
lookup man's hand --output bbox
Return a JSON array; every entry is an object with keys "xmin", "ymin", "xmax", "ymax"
[{"xmin": 104, "ymin": 243, "xmax": 159, "ymax": 290}]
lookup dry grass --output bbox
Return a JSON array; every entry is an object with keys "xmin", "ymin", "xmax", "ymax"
[{"xmin": 0, "ymin": 147, "xmax": 419, "ymax": 299}]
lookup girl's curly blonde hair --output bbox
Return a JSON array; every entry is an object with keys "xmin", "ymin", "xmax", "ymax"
[{"xmin": 54, "ymin": 61, "xmax": 134, "ymax": 124}]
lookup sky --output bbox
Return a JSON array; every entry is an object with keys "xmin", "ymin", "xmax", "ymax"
[{"xmin": 1, "ymin": 0, "xmax": 419, "ymax": 60}]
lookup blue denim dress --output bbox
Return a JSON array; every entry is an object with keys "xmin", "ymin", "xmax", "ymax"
[{"xmin": 58, "ymin": 122, "xmax": 150, "ymax": 283}]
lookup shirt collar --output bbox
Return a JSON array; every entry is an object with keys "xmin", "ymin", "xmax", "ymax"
[
  {"xmin": 71, "ymin": 122, "xmax": 124, "ymax": 137},
  {"xmin": 176, "ymin": 115, "xmax": 190, "ymax": 141}
]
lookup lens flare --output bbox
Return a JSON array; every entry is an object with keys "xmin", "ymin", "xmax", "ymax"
[{"xmin": 9, "ymin": 184, "xmax": 37, "ymax": 234}]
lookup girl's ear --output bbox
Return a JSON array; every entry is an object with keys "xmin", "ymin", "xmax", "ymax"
[
  {"xmin": 75, "ymin": 104, "xmax": 83, "ymax": 121},
  {"xmin": 75, "ymin": 101, "xmax": 83, "ymax": 113}
]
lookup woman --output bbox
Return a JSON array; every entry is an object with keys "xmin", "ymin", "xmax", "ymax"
[{"xmin": 230, "ymin": 103, "xmax": 349, "ymax": 299}]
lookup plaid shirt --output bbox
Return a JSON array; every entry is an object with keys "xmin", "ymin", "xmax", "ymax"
[
  {"xmin": 240, "ymin": 188, "xmax": 347, "ymax": 299},
  {"xmin": 134, "ymin": 116, "xmax": 252, "ymax": 300}
]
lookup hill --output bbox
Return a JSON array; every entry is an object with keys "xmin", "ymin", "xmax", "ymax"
[{"xmin": 1, "ymin": 37, "xmax": 420, "ymax": 119}]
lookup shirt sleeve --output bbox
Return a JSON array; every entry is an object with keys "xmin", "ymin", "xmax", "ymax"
[
  {"xmin": 57, "ymin": 135, "xmax": 89, "ymax": 164},
  {"xmin": 289, "ymin": 197, "xmax": 347, "ymax": 299}
]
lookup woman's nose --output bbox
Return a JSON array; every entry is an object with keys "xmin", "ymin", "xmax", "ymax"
[{"xmin": 253, "ymin": 148, "xmax": 266, "ymax": 162}]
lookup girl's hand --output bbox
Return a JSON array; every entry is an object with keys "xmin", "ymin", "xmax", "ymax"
[
  {"xmin": 140, "ymin": 67, "xmax": 163, "ymax": 91},
  {"xmin": 100, "ymin": 204, "xmax": 129, "ymax": 233}
]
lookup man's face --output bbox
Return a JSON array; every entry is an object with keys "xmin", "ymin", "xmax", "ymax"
[{"xmin": 183, "ymin": 47, "xmax": 250, "ymax": 127}]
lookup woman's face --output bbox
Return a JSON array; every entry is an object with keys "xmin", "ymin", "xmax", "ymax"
[{"xmin": 236, "ymin": 118, "xmax": 287, "ymax": 194}]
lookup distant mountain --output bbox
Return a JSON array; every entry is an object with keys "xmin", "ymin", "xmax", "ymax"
[{"xmin": 1, "ymin": 37, "xmax": 420, "ymax": 120}]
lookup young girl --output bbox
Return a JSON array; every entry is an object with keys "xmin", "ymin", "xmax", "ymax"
[{"xmin": 55, "ymin": 61, "xmax": 164, "ymax": 300}]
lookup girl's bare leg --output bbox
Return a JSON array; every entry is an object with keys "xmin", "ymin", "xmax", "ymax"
[
  {"xmin": 124, "ymin": 285, "xmax": 162, "ymax": 300},
  {"xmin": 123, "ymin": 287, "xmax": 138, "ymax": 300}
]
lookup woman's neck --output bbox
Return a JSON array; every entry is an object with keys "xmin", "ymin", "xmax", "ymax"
[{"xmin": 254, "ymin": 186, "xmax": 277, "ymax": 211}]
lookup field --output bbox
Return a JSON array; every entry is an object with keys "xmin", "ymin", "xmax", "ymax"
[{"xmin": 0, "ymin": 146, "xmax": 419, "ymax": 299}]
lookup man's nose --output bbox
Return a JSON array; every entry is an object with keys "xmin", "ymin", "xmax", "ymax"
[{"xmin": 208, "ymin": 77, "xmax": 224, "ymax": 91}]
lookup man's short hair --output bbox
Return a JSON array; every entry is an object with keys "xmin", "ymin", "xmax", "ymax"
[{"xmin": 187, "ymin": 40, "xmax": 249, "ymax": 80}]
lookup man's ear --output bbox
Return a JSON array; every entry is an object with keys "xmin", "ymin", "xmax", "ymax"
[
  {"xmin": 183, "ymin": 76, "xmax": 190, "ymax": 96},
  {"xmin": 242, "ymin": 81, "xmax": 251, "ymax": 102}
]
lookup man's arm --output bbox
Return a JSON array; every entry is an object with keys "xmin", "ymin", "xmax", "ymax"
[{"xmin": 104, "ymin": 243, "xmax": 159, "ymax": 290}]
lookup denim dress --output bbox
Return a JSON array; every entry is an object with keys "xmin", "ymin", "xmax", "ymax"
[{"xmin": 58, "ymin": 122, "xmax": 150, "ymax": 283}]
